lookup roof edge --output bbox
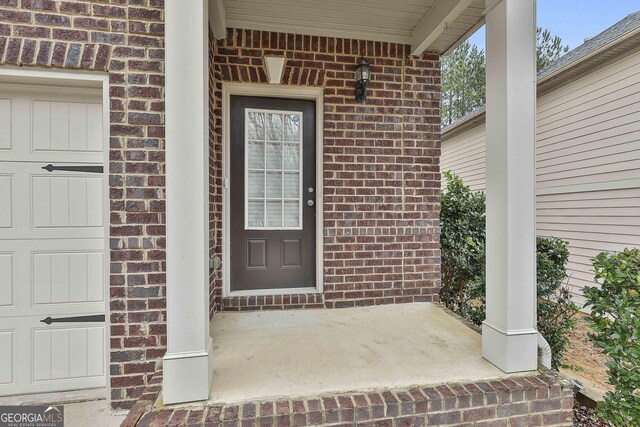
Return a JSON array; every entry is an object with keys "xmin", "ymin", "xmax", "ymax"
[
  {"xmin": 442, "ymin": 19, "xmax": 640, "ymax": 140},
  {"xmin": 537, "ymin": 24, "xmax": 640, "ymax": 88},
  {"xmin": 441, "ymin": 107, "xmax": 485, "ymax": 140}
]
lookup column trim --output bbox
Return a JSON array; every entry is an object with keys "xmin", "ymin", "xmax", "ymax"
[
  {"xmin": 482, "ymin": 321, "xmax": 538, "ymax": 336},
  {"xmin": 482, "ymin": 323, "xmax": 538, "ymax": 373},
  {"xmin": 163, "ymin": 349, "xmax": 211, "ymax": 360},
  {"xmin": 162, "ymin": 338, "xmax": 213, "ymax": 404},
  {"xmin": 163, "ymin": 0, "xmax": 213, "ymax": 404},
  {"xmin": 483, "ymin": 0, "xmax": 538, "ymax": 373}
]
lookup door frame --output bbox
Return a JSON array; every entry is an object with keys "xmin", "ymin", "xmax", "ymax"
[
  {"xmin": 222, "ymin": 83, "xmax": 324, "ymax": 297},
  {"xmin": 0, "ymin": 67, "xmax": 110, "ymax": 399}
]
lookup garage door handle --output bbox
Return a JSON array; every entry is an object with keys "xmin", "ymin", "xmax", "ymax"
[
  {"xmin": 42, "ymin": 164, "xmax": 103, "ymax": 174},
  {"xmin": 40, "ymin": 315, "xmax": 105, "ymax": 325}
]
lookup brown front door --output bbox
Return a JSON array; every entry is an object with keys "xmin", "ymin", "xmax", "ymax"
[{"xmin": 230, "ymin": 96, "xmax": 316, "ymax": 292}]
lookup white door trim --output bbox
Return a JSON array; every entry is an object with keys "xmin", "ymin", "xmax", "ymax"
[
  {"xmin": 0, "ymin": 67, "xmax": 110, "ymax": 400},
  {"xmin": 221, "ymin": 83, "xmax": 324, "ymax": 297}
]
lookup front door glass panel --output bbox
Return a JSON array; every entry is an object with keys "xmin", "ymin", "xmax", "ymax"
[{"xmin": 245, "ymin": 110, "xmax": 302, "ymax": 230}]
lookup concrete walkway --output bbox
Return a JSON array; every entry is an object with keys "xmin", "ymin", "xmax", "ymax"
[
  {"xmin": 64, "ymin": 399, "xmax": 127, "ymax": 427},
  {"xmin": 209, "ymin": 302, "xmax": 518, "ymax": 404},
  {"xmin": 0, "ymin": 389, "xmax": 127, "ymax": 427}
]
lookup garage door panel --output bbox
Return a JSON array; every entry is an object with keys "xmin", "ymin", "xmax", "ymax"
[
  {"xmin": 0, "ymin": 253, "xmax": 14, "ymax": 307},
  {"xmin": 86, "ymin": 104, "xmax": 103, "ymax": 152},
  {"xmin": 0, "ymin": 98, "xmax": 11, "ymax": 150},
  {"xmin": 0, "ymin": 331, "xmax": 13, "ymax": 385},
  {"xmin": 0, "ymin": 163, "xmax": 104, "ymax": 240},
  {"xmin": 0, "ymin": 84, "xmax": 106, "ymax": 396},
  {"xmin": 69, "ymin": 328, "xmax": 89, "ymax": 379},
  {"xmin": 0, "ymin": 319, "xmax": 105, "ymax": 395},
  {"xmin": 0, "ymin": 239, "xmax": 104, "ymax": 316},
  {"xmin": 33, "ymin": 175, "xmax": 103, "ymax": 229},
  {"xmin": 32, "ymin": 100, "xmax": 102, "ymax": 155},
  {"xmin": 0, "ymin": 174, "xmax": 13, "ymax": 228},
  {"xmin": 0, "ymin": 88, "xmax": 103, "ymax": 164},
  {"xmin": 33, "ymin": 326, "xmax": 105, "ymax": 382},
  {"xmin": 33, "ymin": 251, "xmax": 104, "ymax": 305}
]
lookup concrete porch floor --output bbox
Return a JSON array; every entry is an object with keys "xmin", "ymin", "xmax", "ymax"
[{"xmin": 208, "ymin": 302, "xmax": 525, "ymax": 404}]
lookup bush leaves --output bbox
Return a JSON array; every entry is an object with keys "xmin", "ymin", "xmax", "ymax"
[
  {"xmin": 440, "ymin": 171, "xmax": 578, "ymax": 369},
  {"xmin": 585, "ymin": 248, "xmax": 640, "ymax": 426}
]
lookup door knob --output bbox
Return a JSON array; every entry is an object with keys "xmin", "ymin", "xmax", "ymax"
[{"xmin": 307, "ymin": 200, "xmax": 314, "ymax": 207}]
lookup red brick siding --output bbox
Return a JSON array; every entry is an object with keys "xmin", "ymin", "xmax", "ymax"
[
  {"xmin": 122, "ymin": 369, "xmax": 575, "ymax": 427},
  {"xmin": 0, "ymin": 1, "xmax": 442, "ymax": 410},
  {"xmin": 208, "ymin": 30, "xmax": 222, "ymax": 319},
  {"xmin": 212, "ymin": 29, "xmax": 442, "ymax": 310},
  {"xmin": 0, "ymin": 0, "xmax": 166, "ymax": 411}
]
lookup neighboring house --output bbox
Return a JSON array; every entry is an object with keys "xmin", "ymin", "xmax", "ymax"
[
  {"xmin": 442, "ymin": 11, "xmax": 640, "ymax": 308},
  {"xmin": 0, "ymin": 1, "xmax": 574, "ymax": 425}
]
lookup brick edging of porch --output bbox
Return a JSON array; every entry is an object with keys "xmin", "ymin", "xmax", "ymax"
[
  {"xmin": 121, "ymin": 368, "xmax": 573, "ymax": 426},
  {"xmin": 121, "ymin": 370, "xmax": 163, "ymax": 427}
]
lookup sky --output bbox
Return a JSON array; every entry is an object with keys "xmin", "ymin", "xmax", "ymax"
[{"xmin": 467, "ymin": 0, "xmax": 640, "ymax": 52}]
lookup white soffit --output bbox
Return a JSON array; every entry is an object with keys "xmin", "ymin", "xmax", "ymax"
[
  {"xmin": 209, "ymin": 0, "xmax": 227, "ymax": 39},
  {"xmin": 215, "ymin": 0, "xmax": 485, "ymax": 55}
]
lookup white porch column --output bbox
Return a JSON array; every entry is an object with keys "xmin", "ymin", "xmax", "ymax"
[
  {"xmin": 482, "ymin": 0, "xmax": 538, "ymax": 372},
  {"xmin": 163, "ymin": 0, "xmax": 212, "ymax": 404}
]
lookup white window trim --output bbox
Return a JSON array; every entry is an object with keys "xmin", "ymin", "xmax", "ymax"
[
  {"xmin": 0, "ymin": 67, "xmax": 110, "ymax": 401},
  {"xmin": 222, "ymin": 83, "xmax": 324, "ymax": 297},
  {"xmin": 244, "ymin": 107, "xmax": 303, "ymax": 231}
]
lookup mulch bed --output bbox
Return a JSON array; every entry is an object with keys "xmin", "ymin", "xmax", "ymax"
[
  {"xmin": 561, "ymin": 314, "xmax": 613, "ymax": 393},
  {"xmin": 573, "ymin": 401, "xmax": 611, "ymax": 426}
]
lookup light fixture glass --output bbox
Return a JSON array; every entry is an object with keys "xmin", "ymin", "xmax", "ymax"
[
  {"xmin": 355, "ymin": 58, "xmax": 370, "ymax": 83},
  {"xmin": 355, "ymin": 57, "xmax": 371, "ymax": 102}
]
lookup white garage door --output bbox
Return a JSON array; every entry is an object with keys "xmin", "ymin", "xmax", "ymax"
[{"xmin": 0, "ymin": 84, "xmax": 107, "ymax": 396}]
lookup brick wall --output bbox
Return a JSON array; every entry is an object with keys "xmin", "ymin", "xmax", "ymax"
[
  {"xmin": 0, "ymin": 0, "xmax": 166, "ymax": 410},
  {"xmin": 212, "ymin": 29, "xmax": 442, "ymax": 311},
  {"xmin": 0, "ymin": 1, "xmax": 442, "ymax": 410},
  {"xmin": 208, "ymin": 30, "xmax": 222, "ymax": 319}
]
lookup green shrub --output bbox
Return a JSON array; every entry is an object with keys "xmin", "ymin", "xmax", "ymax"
[
  {"xmin": 440, "ymin": 171, "xmax": 486, "ymax": 318},
  {"xmin": 584, "ymin": 248, "xmax": 640, "ymax": 425},
  {"xmin": 536, "ymin": 237, "xmax": 577, "ymax": 369},
  {"xmin": 440, "ymin": 172, "xmax": 577, "ymax": 369}
]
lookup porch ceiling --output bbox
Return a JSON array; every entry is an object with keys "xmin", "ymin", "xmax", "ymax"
[{"xmin": 210, "ymin": 0, "xmax": 486, "ymax": 55}]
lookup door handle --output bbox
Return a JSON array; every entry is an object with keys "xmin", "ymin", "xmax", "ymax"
[
  {"xmin": 40, "ymin": 315, "xmax": 105, "ymax": 325},
  {"xmin": 307, "ymin": 200, "xmax": 314, "ymax": 207},
  {"xmin": 42, "ymin": 164, "xmax": 103, "ymax": 174}
]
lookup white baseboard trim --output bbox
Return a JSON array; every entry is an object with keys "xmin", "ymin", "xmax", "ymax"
[
  {"xmin": 482, "ymin": 322, "xmax": 538, "ymax": 373},
  {"xmin": 162, "ymin": 338, "xmax": 213, "ymax": 405}
]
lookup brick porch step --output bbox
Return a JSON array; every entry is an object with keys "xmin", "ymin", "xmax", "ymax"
[{"xmin": 121, "ymin": 369, "xmax": 573, "ymax": 426}]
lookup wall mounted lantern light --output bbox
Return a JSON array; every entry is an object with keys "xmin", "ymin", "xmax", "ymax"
[{"xmin": 355, "ymin": 57, "xmax": 371, "ymax": 102}]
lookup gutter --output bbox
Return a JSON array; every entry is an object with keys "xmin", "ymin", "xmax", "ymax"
[{"xmin": 537, "ymin": 333, "xmax": 552, "ymax": 369}]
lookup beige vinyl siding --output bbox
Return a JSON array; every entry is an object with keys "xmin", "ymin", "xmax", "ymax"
[
  {"xmin": 441, "ymin": 49, "xmax": 640, "ymax": 306},
  {"xmin": 440, "ymin": 125, "xmax": 486, "ymax": 192},
  {"xmin": 537, "ymin": 48, "xmax": 640, "ymax": 189},
  {"xmin": 536, "ymin": 188, "xmax": 640, "ymax": 307}
]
